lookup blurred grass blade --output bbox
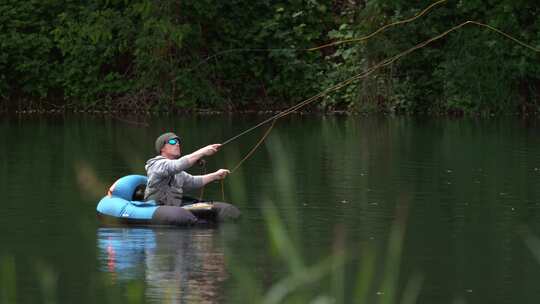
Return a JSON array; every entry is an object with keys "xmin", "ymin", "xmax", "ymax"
[
  {"xmin": 379, "ymin": 204, "xmax": 408, "ymax": 304},
  {"xmin": 263, "ymin": 201, "xmax": 304, "ymax": 274},
  {"xmin": 262, "ymin": 255, "xmax": 343, "ymax": 304},
  {"xmin": 400, "ymin": 273, "xmax": 423, "ymax": 304},
  {"xmin": 331, "ymin": 226, "xmax": 345, "ymax": 304},
  {"xmin": 0, "ymin": 256, "xmax": 16, "ymax": 304},
  {"xmin": 266, "ymin": 135, "xmax": 300, "ymax": 241},
  {"xmin": 36, "ymin": 261, "xmax": 58, "ymax": 304},
  {"xmin": 522, "ymin": 228, "xmax": 540, "ymax": 264},
  {"xmin": 126, "ymin": 281, "xmax": 144, "ymax": 304},
  {"xmin": 354, "ymin": 245, "xmax": 376, "ymax": 304},
  {"xmin": 229, "ymin": 266, "xmax": 264, "ymax": 303}
]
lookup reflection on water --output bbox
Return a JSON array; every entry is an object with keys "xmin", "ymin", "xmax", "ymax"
[{"xmin": 97, "ymin": 227, "xmax": 227, "ymax": 303}]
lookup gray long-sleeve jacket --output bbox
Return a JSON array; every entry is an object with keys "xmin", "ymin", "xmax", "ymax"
[{"xmin": 144, "ymin": 155, "xmax": 204, "ymax": 206}]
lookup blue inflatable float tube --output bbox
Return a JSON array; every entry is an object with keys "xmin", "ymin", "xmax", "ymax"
[{"xmin": 96, "ymin": 175, "xmax": 241, "ymax": 226}]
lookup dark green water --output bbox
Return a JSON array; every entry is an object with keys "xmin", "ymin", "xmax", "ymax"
[{"xmin": 2, "ymin": 115, "xmax": 540, "ymax": 304}]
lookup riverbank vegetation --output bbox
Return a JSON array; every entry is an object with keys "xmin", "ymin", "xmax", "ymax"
[{"xmin": 1, "ymin": 0, "xmax": 538, "ymax": 115}]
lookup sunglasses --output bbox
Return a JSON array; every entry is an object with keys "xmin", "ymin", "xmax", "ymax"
[{"xmin": 167, "ymin": 138, "xmax": 180, "ymax": 145}]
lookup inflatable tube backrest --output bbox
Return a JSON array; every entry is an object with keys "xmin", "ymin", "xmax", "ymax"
[{"xmin": 108, "ymin": 175, "xmax": 148, "ymax": 201}]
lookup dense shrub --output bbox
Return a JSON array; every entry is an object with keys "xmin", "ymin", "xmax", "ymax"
[{"xmin": 0, "ymin": 0, "xmax": 538, "ymax": 114}]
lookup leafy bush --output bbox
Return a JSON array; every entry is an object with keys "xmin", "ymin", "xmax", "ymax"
[{"xmin": 0, "ymin": 0, "xmax": 538, "ymax": 114}]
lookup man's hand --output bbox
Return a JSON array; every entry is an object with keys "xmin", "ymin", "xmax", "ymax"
[
  {"xmin": 213, "ymin": 169, "xmax": 230, "ymax": 181},
  {"xmin": 187, "ymin": 144, "xmax": 222, "ymax": 167},
  {"xmin": 199, "ymin": 144, "xmax": 222, "ymax": 156},
  {"xmin": 201, "ymin": 168, "xmax": 230, "ymax": 185}
]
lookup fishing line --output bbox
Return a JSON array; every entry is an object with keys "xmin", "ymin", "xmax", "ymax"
[
  {"xmin": 200, "ymin": 120, "xmax": 276, "ymax": 200},
  {"xmin": 306, "ymin": 0, "xmax": 448, "ymax": 51},
  {"xmin": 220, "ymin": 20, "xmax": 539, "ymax": 173},
  {"xmin": 190, "ymin": 0, "xmax": 448, "ymax": 71},
  {"xmin": 199, "ymin": 2, "xmax": 540, "ymax": 201},
  {"xmin": 219, "ymin": 0, "xmax": 537, "ymax": 148},
  {"xmin": 211, "ymin": 18, "xmax": 539, "ymax": 199}
]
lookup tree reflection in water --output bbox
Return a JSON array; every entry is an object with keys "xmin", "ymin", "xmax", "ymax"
[{"xmin": 97, "ymin": 227, "xmax": 227, "ymax": 303}]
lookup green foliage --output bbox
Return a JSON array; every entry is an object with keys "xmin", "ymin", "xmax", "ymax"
[
  {"xmin": 0, "ymin": 1, "xmax": 61, "ymax": 100},
  {"xmin": 342, "ymin": 0, "xmax": 540, "ymax": 114},
  {"xmin": 0, "ymin": 0, "xmax": 538, "ymax": 114},
  {"xmin": 52, "ymin": 6, "xmax": 134, "ymax": 102}
]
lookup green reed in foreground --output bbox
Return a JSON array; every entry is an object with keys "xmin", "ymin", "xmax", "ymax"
[{"xmin": 225, "ymin": 135, "xmax": 422, "ymax": 304}]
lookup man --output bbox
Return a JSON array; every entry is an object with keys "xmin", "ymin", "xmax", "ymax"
[{"xmin": 144, "ymin": 132, "xmax": 230, "ymax": 206}]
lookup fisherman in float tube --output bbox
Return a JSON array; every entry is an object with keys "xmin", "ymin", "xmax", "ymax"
[{"xmin": 144, "ymin": 132, "xmax": 240, "ymax": 222}]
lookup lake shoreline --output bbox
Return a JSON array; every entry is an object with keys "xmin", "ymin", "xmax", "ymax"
[{"xmin": 1, "ymin": 104, "xmax": 537, "ymax": 118}]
